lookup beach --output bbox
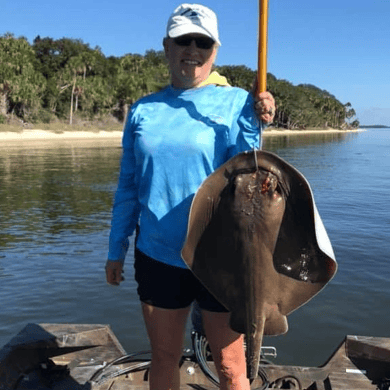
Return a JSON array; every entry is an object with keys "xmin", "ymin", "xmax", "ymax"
[
  {"xmin": 0, "ymin": 128, "xmax": 362, "ymax": 142},
  {"xmin": 0, "ymin": 129, "xmax": 124, "ymax": 141}
]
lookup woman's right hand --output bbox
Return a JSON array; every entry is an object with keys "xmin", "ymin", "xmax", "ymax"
[{"xmin": 105, "ymin": 260, "xmax": 125, "ymax": 286}]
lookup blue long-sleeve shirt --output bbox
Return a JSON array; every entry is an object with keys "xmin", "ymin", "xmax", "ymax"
[{"xmin": 108, "ymin": 84, "xmax": 263, "ymax": 268}]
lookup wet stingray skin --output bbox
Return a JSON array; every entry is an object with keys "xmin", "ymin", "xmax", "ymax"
[{"xmin": 182, "ymin": 150, "xmax": 337, "ymax": 379}]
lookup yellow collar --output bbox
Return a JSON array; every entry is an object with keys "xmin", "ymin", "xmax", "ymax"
[{"xmin": 197, "ymin": 71, "xmax": 230, "ymax": 87}]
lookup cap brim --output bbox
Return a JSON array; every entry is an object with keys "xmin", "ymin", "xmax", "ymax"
[{"xmin": 168, "ymin": 25, "xmax": 221, "ymax": 45}]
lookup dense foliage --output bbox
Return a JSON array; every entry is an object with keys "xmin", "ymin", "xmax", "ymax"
[{"xmin": 0, "ymin": 34, "xmax": 359, "ymax": 129}]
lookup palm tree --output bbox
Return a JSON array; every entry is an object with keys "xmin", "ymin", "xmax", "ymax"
[{"xmin": 0, "ymin": 33, "xmax": 45, "ymax": 120}]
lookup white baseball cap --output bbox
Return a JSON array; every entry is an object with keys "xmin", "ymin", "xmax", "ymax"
[{"xmin": 166, "ymin": 3, "xmax": 221, "ymax": 46}]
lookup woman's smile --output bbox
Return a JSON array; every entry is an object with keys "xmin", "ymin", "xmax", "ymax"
[
  {"xmin": 182, "ymin": 59, "xmax": 201, "ymax": 65},
  {"xmin": 164, "ymin": 34, "xmax": 218, "ymax": 89}
]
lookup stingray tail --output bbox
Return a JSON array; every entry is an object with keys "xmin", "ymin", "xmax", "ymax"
[{"xmin": 245, "ymin": 317, "xmax": 265, "ymax": 380}]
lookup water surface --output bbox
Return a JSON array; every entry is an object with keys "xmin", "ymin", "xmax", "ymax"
[{"xmin": 1, "ymin": 130, "xmax": 389, "ymax": 366}]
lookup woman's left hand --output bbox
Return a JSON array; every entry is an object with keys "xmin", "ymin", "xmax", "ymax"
[
  {"xmin": 105, "ymin": 260, "xmax": 125, "ymax": 286},
  {"xmin": 254, "ymin": 91, "xmax": 276, "ymax": 124}
]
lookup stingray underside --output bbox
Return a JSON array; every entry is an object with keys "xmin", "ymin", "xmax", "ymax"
[{"xmin": 181, "ymin": 150, "xmax": 337, "ymax": 379}]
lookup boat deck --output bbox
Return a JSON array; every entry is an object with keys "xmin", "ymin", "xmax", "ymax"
[{"xmin": 1, "ymin": 324, "xmax": 390, "ymax": 389}]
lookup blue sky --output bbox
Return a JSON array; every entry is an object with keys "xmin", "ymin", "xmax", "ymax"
[{"xmin": 2, "ymin": 0, "xmax": 390, "ymax": 126}]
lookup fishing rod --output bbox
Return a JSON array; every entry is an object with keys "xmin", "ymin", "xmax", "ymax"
[
  {"xmin": 253, "ymin": 0, "xmax": 269, "ymax": 161},
  {"xmin": 258, "ymin": 0, "xmax": 268, "ymax": 94}
]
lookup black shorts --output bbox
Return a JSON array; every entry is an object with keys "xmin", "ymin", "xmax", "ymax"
[{"xmin": 134, "ymin": 249, "xmax": 228, "ymax": 312}]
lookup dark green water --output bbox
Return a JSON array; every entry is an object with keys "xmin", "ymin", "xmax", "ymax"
[{"xmin": 1, "ymin": 130, "xmax": 389, "ymax": 367}]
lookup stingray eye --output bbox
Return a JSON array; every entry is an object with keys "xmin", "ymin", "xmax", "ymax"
[
  {"xmin": 234, "ymin": 175, "xmax": 244, "ymax": 190},
  {"xmin": 229, "ymin": 176, "xmax": 240, "ymax": 195}
]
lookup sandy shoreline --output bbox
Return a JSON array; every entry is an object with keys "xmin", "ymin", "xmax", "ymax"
[
  {"xmin": 0, "ymin": 129, "xmax": 124, "ymax": 141},
  {"xmin": 0, "ymin": 128, "xmax": 363, "ymax": 142}
]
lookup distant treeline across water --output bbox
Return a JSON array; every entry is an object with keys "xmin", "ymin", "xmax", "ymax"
[
  {"xmin": 362, "ymin": 125, "xmax": 390, "ymax": 128},
  {"xmin": 1, "ymin": 33, "xmax": 359, "ymax": 129}
]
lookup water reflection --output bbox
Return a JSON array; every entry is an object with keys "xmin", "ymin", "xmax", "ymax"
[
  {"xmin": 262, "ymin": 132, "xmax": 360, "ymax": 194},
  {"xmin": 0, "ymin": 141, "xmax": 121, "ymax": 248},
  {"xmin": 263, "ymin": 130, "xmax": 359, "ymax": 152},
  {"xmin": 0, "ymin": 133, "xmax": 359, "ymax": 249}
]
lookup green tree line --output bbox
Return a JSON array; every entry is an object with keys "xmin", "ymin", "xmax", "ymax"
[{"xmin": 0, "ymin": 33, "xmax": 359, "ymax": 129}]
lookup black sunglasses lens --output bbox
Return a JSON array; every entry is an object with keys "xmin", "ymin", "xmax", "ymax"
[
  {"xmin": 196, "ymin": 37, "xmax": 214, "ymax": 49},
  {"xmin": 174, "ymin": 36, "xmax": 214, "ymax": 49},
  {"xmin": 174, "ymin": 37, "xmax": 192, "ymax": 46}
]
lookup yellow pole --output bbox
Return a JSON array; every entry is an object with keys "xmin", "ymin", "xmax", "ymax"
[{"xmin": 258, "ymin": 0, "xmax": 269, "ymax": 93}]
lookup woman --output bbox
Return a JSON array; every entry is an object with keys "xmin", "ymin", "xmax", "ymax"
[{"xmin": 105, "ymin": 4, "xmax": 275, "ymax": 390}]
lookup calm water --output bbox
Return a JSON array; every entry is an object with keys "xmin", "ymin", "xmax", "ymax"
[{"xmin": 1, "ymin": 129, "xmax": 389, "ymax": 367}]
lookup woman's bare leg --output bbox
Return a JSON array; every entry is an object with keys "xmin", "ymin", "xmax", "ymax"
[
  {"xmin": 142, "ymin": 302, "xmax": 191, "ymax": 390},
  {"xmin": 202, "ymin": 310, "xmax": 250, "ymax": 390}
]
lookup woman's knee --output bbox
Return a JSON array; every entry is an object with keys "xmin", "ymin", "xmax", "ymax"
[
  {"xmin": 151, "ymin": 343, "xmax": 182, "ymax": 366},
  {"xmin": 142, "ymin": 303, "xmax": 190, "ymax": 362}
]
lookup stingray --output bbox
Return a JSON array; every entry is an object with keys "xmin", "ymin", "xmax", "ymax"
[{"xmin": 181, "ymin": 150, "xmax": 337, "ymax": 379}]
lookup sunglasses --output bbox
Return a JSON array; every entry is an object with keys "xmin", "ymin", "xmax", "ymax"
[{"xmin": 173, "ymin": 35, "xmax": 215, "ymax": 50}]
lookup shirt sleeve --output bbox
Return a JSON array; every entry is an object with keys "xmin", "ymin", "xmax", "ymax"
[
  {"xmin": 227, "ymin": 92, "xmax": 264, "ymax": 159},
  {"xmin": 107, "ymin": 109, "xmax": 141, "ymax": 263}
]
